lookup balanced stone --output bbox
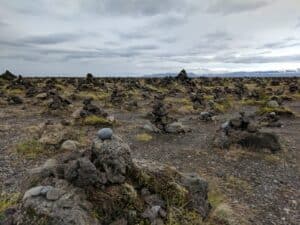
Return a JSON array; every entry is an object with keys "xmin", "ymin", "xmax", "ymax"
[{"xmin": 97, "ymin": 128, "xmax": 113, "ymax": 140}]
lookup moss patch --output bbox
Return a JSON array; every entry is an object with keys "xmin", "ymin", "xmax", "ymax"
[
  {"xmin": 0, "ymin": 192, "xmax": 20, "ymax": 220},
  {"xmin": 16, "ymin": 139, "xmax": 44, "ymax": 159},
  {"xmin": 258, "ymin": 106, "xmax": 295, "ymax": 117},
  {"xmin": 135, "ymin": 133, "xmax": 153, "ymax": 142},
  {"xmin": 83, "ymin": 115, "xmax": 113, "ymax": 126}
]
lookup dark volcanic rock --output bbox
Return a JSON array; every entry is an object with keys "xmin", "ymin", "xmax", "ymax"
[
  {"xmin": 0, "ymin": 70, "xmax": 17, "ymax": 80},
  {"xmin": 80, "ymin": 98, "xmax": 108, "ymax": 118},
  {"xmin": 7, "ymin": 96, "xmax": 23, "ymax": 105},
  {"xmin": 47, "ymin": 91, "xmax": 71, "ymax": 110},
  {"xmin": 176, "ymin": 69, "xmax": 188, "ymax": 81},
  {"xmin": 150, "ymin": 95, "xmax": 174, "ymax": 132},
  {"xmin": 214, "ymin": 112, "xmax": 281, "ymax": 153},
  {"xmin": 4, "ymin": 132, "xmax": 211, "ymax": 225}
]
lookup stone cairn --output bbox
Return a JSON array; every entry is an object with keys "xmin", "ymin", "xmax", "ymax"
[
  {"xmin": 2, "ymin": 129, "xmax": 211, "ymax": 225},
  {"xmin": 214, "ymin": 112, "xmax": 281, "ymax": 153},
  {"xmin": 47, "ymin": 90, "xmax": 71, "ymax": 111},
  {"xmin": 190, "ymin": 89, "xmax": 205, "ymax": 109},
  {"xmin": 150, "ymin": 95, "xmax": 174, "ymax": 132},
  {"xmin": 79, "ymin": 98, "xmax": 108, "ymax": 118},
  {"xmin": 110, "ymin": 86, "xmax": 126, "ymax": 106}
]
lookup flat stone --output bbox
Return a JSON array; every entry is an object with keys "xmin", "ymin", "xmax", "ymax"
[
  {"xmin": 36, "ymin": 93, "xmax": 47, "ymax": 100},
  {"xmin": 46, "ymin": 188, "xmax": 64, "ymax": 201},
  {"xmin": 23, "ymin": 186, "xmax": 53, "ymax": 200},
  {"xmin": 61, "ymin": 140, "xmax": 79, "ymax": 151}
]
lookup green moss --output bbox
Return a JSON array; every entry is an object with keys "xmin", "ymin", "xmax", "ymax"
[
  {"xmin": 77, "ymin": 91, "xmax": 110, "ymax": 101},
  {"xmin": 16, "ymin": 139, "xmax": 44, "ymax": 159},
  {"xmin": 208, "ymin": 189, "xmax": 225, "ymax": 209},
  {"xmin": 258, "ymin": 106, "xmax": 294, "ymax": 117},
  {"xmin": 83, "ymin": 115, "xmax": 113, "ymax": 126},
  {"xmin": 0, "ymin": 192, "xmax": 20, "ymax": 220},
  {"xmin": 213, "ymin": 98, "xmax": 233, "ymax": 113},
  {"xmin": 133, "ymin": 167, "xmax": 189, "ymax": 208},
  {"xmin": 6, "ymin": 88, "xmax": 24, "ymax": 95},
  {"xmin": 225, "ymin": 176, "xmax": 252, "ymax": 193},
  {"xmin": 24, "ymin": 207, "xmax": 50, "ymax": 225},
  {"xmin": 166, "ymin": 207, "xmax": 204, "ymax": 225},
  {"xmin": 210, "ymin": 203, "xmax": 236, "ymax": 225},
  {"xmin": 162, "ymin": 182, "xmax": 188, "ymax": 207},
  {"xmin": 135, "ymin": 133, "xmax": 153, "ymax": 142}
]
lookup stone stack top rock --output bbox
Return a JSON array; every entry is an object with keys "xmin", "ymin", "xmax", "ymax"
[
  {"xmin": 0, "ymin": 70, "xmax": 17, "ymax": 81},
  {"xmin": 176, "ymin": 69, "xmax": 188, "ymax": 81},
  {"xmin": 97, "ymin": 128, "xmax": 113, "ymax": 140}
]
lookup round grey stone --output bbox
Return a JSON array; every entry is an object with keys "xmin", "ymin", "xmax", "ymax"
[{"xmin": 97, "ymin": 128, "xmax": 113, "ymax": 140}]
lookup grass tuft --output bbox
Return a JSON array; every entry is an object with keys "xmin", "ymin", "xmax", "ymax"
[
  {"xmin": 0, "ymin": 192, "xmax": 20, "ymax": 220},
  {"xmin": 16, "ymin": 139, "xmax": 44, "ymax": 159},
  {"xmin": 83, "ymin": 115, "xmax": 113, "ymax": 126},
  {"xmin": 258, "ymin": 106, "xmax": 294, "ymax": 117},
  {"xmin": 135, "ymin": 133, "xmax": 153, "ymax": 142}
]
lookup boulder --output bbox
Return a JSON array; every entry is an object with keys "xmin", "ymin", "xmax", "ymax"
[
  {"xmin": 64, "ymin": 157, "xmax": 102, "ymax": 187},
  {"xmin": 214, "ymin": 112, "xmax": 281, "ymax": 153},
  {"xmin": 61, "ymin": 140, "xmax": 79, "ymax": 152},
  {"xmin": 92, "ymin": 135, "xmax": 133, "ymax": 184},
  {"xmin": 19, "ymin": 180, "xmax": 100, "ymax": 225},
  {"xmin": 165, "ymin": 122, "xmax": 187, "ymax": 134},
  {"xmin": 238, "ymin": 131, "xmax": 281, "ymax": 153}
]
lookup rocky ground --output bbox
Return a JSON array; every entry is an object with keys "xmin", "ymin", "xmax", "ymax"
[{"xmin": 0, "ymin": 70, "xmax": 299, "ymax": 225}]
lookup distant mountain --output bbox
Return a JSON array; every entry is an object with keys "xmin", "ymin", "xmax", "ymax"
[
  {"xmin": 144, "ymin": 72, "xmax": 199, "ymax": 78},
  {"xmin": 145, "ymin": 70, "xmax": 300, "ymax": 78}
]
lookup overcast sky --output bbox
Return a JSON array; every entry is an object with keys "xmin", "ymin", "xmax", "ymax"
[{"xmin": 0, "ymin": 0, "xmax": 300, "ymax": 76}]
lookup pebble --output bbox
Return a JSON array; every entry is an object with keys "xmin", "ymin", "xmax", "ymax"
[{"xmin": 97, "ymin": 128, "xmax": 113, "ymax": 140}]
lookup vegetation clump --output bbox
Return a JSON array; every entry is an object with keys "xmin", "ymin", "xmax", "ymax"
[{"xmin": 16, "ymin": 139, "xmax": 44, "ymax": 159}]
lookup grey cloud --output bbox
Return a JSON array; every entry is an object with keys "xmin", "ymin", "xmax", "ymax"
[
  {"xmin": 98, "ymin": 0, "xmax": 190, "ymax": 16},
  {"xmin": 297, "ymin": 18, "xmax": 300, "ymax": 28},
  {"xmin": 260, "ymin": 37, "xmax": 300, "ymax": 49},
  {"xmin": 220, "ymin": 54, "xmax": 300, "ymax": 64},
  {"xmin": 22, "ymin": 33, "xmax": 82, "ymax": 45},
  {"xmin": 152, "ymin": 14, "xmax": 187, "ymax": 27},
  {"xmin": 190, "ymin": 31, "xmax": 234, "ymax": 54},
  {"xmin": 118, "ymin": 31, "xmax": 150, "ymax": 40},
  {"xmin": 205, "ymin": 31, "xmax": 233, "ymax": 41},
  {"xmin": 4, "ymin": 42, "xmax": 160, "ymax": 62},
  {"xmin": 207, "ymin": 0, "xmax": 273, "ymax": 15},
  {"xmin": 0, "ymin": 20, "xmax": 8, "ymax": 26}
]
